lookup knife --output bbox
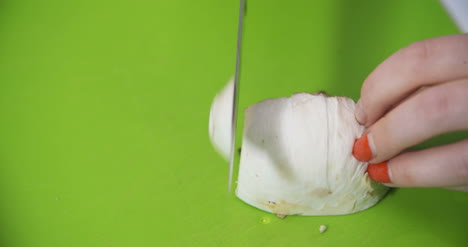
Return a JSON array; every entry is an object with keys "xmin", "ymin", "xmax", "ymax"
[{"xmin": 228, "ymin": 0, "xmax": 246, "ymax": 193}]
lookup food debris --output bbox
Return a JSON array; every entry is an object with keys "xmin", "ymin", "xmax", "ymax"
[
  {"xmin": 276, "ymin": 214, "xmax": 287, "ymax": 219},
  {"xmin": 260, "ymin": 217, "xmax": 271, "ymax": 224},
  {"xmin": 319, "ymin": 225, "xmax": 327, "ymax": 233}
]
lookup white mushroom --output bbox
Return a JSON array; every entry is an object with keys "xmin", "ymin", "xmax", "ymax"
[
  {"xmin": 209, "ymin": 81, "xmax": 388, "ymax": 216},
  {"xmin": 208, "ymin": 79, "xmax": 234, "ymax": 160}
]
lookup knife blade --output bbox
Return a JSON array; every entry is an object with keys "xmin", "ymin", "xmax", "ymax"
[{"xmin": 228, "ymin": 0, "xmax": 246, "ymax": 193}]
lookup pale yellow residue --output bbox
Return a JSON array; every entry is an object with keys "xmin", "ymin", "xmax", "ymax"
[
  {"xmin": 276, "ymin": 214, "xmax": 286, "ymax": 219},
  {"xmin": 260, "ymin": 200, "xmax": 309, "ymax": 216},
  {"xmin": 309, "ymin": 188, "xmax": 332, "ymax": 198}
]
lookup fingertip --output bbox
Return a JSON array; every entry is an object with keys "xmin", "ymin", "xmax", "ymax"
[
  {"xmin": 367, "ymin": 162, "xmax": 391, "ymax": 183},
  {"xmin": 355, "ymin": 99, "xmax": 367, "ymax": 125},
  {"xmin": 352, "ymin": 135, "xmax": 373, "ymax": 162}
]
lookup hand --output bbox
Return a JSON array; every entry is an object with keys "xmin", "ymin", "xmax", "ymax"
[{"xmin": 351, "ymin": 34, "xmax": 468, "ymax": 192}]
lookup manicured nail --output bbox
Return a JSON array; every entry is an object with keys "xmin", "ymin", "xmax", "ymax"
[
  {"xmin": 367, "ymin": 162, "xmax": 391, "ymax": 183},
  {"xmin": 355, "ymin": 100, "xmax": 367, "ymax": 124},
  {"xmin": 352, "ymin": 134, "xmax": 375, "ymax": 162}
]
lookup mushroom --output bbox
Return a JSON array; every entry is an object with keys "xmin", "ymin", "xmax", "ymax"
[
  {"xmin": 208, "ymin": 79, "xmax": 234, "ymax": 160},
  {"xmin": 209, "ymin": 80, "xmax": 388, "ymax": 216}
]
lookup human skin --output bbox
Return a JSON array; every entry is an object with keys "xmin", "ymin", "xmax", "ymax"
[{"xmin": 352, "ymin": 34, "xmax": 468, "ymax": 192}]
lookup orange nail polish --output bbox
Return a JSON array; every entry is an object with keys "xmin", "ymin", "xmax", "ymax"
[
  {"xmin": 352, "ymin": 135, "xmax": 373, "ymax": 162},
  {"xmin": 367, "ymin": 162, "xmax": 391, "ymax": 183}
]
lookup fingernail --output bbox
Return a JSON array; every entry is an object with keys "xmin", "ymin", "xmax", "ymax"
[
  {"xmin": 352, "ymin": 134, "xmax": 375, "ymax": 162},
  {"xmin": 367, "ymin": 162, "xmax": 391, "ymax": 183},
  {"xmin": 355, "ymin": 100, "xmax": 367, "ymax": 124}
]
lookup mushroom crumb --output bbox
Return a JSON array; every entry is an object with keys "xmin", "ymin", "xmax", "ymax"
[
  {"xmin": 276, "ymin": 214, "xmax": 287, "ymax": 219},
  {"xmin": 319, "ymin": 225, "xmax": 327, "ymax": 233}
]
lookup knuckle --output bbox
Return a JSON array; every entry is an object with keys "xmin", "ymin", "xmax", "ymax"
[
  {"xmin": 417, "ymin": 89, "xmax": 453, "ymax": 124},
  {"xmin": 400, "ymin": 39, "xmax": 433, "ymax": 74},
  {"xmin": 404, "ymin": 39, "xmax": 431, "ymax": 62}
]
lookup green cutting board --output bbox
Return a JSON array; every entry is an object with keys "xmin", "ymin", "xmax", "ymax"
[{"xmin": 0, "ymin": 0, "xmax": 467, "ymax": 246}]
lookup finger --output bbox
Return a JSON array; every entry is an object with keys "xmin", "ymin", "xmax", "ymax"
[
  {"xmin": 356, "ymin": 34, "xmax": 468, "ymax": 126},
  {"xmin": 353, "ymin": 78, "xmax": 468, "ymax": 163},
  {"xmin": 366, "ymin": 139, "xmax": 468, "ymax": 188}
]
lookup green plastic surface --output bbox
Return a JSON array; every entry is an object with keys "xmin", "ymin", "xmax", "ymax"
[{"xmin": 0, "ymin": 0, "xmax": 467, "ymax": 246}]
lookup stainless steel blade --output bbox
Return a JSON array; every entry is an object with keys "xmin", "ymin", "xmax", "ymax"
[{"xmin": 228, "ymin": 0, "xmax": 245, "ymax": 193}]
